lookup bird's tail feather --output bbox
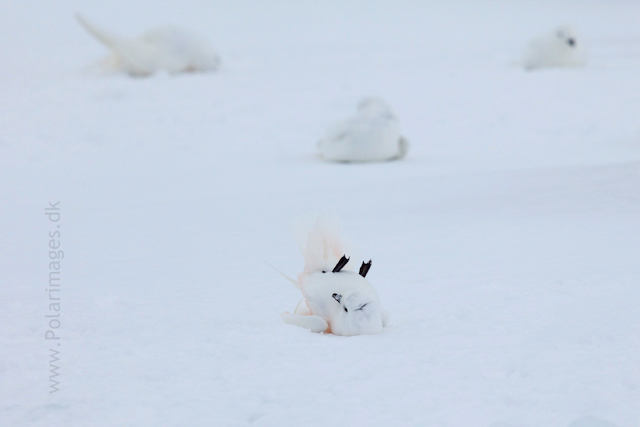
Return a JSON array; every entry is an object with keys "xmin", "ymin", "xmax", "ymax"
[
  {"xmin": 292, "ymin": 213, "xmax": 354, "ymax": 274},
  {"xmin": 76, "ymin": 14, "xmax": 121, "ymax": 51},
  {"xmin": 397, "ymin": 137, "xmax": 409, "ymax": 159}
]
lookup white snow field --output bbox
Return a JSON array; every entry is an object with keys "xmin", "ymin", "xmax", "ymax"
[{"xmin": 1, "ymin": 1, "xmax": 640, "ymax": 426}]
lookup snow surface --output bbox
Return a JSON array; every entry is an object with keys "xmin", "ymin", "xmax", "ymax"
[{"xmin": 1, "ymin": 1, "xmax": 640, "ymax": 426}]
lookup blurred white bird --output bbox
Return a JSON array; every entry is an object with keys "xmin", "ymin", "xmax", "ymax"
[
  {"xmin": 278, "ymin": 214, "xmax": 390, "ymax": 336},
  {"xmin": 76, "ymin": 14, "xmax": 221, "ymax": 77},
  {"xmin": 522, "ymin": 25, "xmax": 586, "ymax": 70},
  {"xmin": 318, "ymin": 98, "xmax": 408, "ymax": 162}
]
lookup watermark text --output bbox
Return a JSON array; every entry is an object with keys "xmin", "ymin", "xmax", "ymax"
[{"xmin": 45, "ymin": 201, "xmax": 62, "ymax": 393}]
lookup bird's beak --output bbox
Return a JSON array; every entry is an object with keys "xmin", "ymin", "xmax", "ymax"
[{"xmin": 332, "ymin": 293, "xmax": 342, "ymax": 304}]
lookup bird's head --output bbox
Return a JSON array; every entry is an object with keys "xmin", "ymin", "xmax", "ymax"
[{"xmin": 555, "ymin": 26, "xmax": 577, "ymax": 48}]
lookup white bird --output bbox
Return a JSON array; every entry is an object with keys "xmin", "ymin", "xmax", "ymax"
[
  {"xmin": 522, "ymin": 25, "xmax": 586, "ymax": 70},
  {"xmin": 76, "ymin": 14, "xmax": 221, "ymax": 77},
  {"xmin": 318, "ymin": 98, "xmax": 408, "ymax": 162},
  {"xmin": 278, "ymin": 215, "xmax": 390, "ymax": 336}
]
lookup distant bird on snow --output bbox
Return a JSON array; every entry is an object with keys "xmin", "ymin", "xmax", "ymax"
[
  {"xmin": 76, "ymin": 14, "xmax": 221, "ymax": 77},
  {"xmin": 522, "ymin": 25, "xmax": 586, "ymax": 70},
  {"xmin": 318, "ymin": 97, "xmax": 408, "ymax": 162},
  {"xmin": 276, "ymin": 214, "xmax": 390, "ymax": 336}
]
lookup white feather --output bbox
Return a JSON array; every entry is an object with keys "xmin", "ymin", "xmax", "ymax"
[
  {"xmin": 292, "ymin": 213, "xmax": 352, "ymax": 277},
  {"xmin": 263, "ymin": 259, "xmax": 300, "ymax": 290}
]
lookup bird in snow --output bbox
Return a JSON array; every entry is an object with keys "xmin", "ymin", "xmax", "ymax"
[
  {"xmin": 76, "ymin": 14, "xmax": 221, "ymax": 77},
  {"xmin": 318, "ymin": 97, "xmax": 408, "ymax": 162},
  {"xmin": 278, "ymin": 214, "xmax": 390, "ymax": 336},
  {"xmin": 522, "ymin": 25, "xmax": 586, "ymax": 70}
]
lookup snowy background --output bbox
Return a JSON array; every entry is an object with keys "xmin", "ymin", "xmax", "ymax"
[{"xmin": 1, "ymin": 1, "xmax": 640, "ymax": 426}]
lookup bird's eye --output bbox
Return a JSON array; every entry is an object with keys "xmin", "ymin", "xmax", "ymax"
[
  {"xmin": 344, "ymin": 307, "xmax": 348, "ymax": 313},
  {"xmin": 322, "ymin": 271, "xmax": 326, "ymax": 274}
]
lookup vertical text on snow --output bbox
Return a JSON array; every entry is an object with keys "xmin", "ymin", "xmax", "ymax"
[{"xmin": 45, "ymin": 202, "xmax": 62, "ymax": 394}]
